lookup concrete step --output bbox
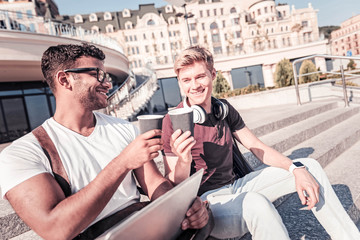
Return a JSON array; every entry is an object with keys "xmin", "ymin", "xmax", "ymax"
[
  {"xmin": 239, "ymin": 104, "xmax": 360, "ymax": 169},
  {"xmin": 240, "ymin": 101, "xmax": 339, "ymax": 137},
  {"xmin": 282, "ymin": 111, "xmax": 360, "ymax": 168}
]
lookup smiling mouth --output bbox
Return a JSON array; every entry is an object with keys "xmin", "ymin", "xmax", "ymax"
[{"xmin": 190, "ymin": 89, "xmax": 205, "ymax": 95}]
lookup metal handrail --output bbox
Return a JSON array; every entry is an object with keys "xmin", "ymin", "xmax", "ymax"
[{"xmin": 292, "ymin": 54, "xmax": 360, "ymax": 106}]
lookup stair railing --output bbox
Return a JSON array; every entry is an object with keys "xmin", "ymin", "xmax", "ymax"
[
  {"xmin": 103, "ymin": 67, "xmax": 158, "ymax": 120},
  {"xmin": 292, "ymin": 54, "xmax": 360, "ymax": 106}
]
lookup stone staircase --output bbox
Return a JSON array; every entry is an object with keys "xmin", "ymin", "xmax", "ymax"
[
  {"xmin": 1, "ymin": 99, "xmax": 360, "ymax": 239},
  {"xmin": 232, "ymin": 99, "xmax": 360, "ymax": 239}
]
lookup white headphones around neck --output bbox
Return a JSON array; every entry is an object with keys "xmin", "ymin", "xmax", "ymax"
[{"xmin": 183, "ymin": 97, "xmax": 229, "ymax": 124}]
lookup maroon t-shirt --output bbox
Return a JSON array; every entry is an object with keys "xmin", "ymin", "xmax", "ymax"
[{"xmin": 162, "ymin": 99, "xmax": 245, "ymax": 195}]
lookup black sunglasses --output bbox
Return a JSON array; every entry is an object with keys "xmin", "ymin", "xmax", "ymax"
[{"xmin": 64, "ymin": 67, "xmax": 111, "ymax": 84}]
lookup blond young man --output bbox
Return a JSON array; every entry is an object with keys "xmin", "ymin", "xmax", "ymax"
[{"xmin": 161, "ymin": 45, "xmax": 360, "ymax": 239}]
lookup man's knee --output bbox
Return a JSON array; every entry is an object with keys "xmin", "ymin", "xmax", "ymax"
[{"xmin": 242, "ymin": 192, "xmax": 275, "ymax": 216}]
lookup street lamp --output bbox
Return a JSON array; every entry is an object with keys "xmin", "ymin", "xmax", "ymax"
[
  {"xmin": 166, "ymin": 0, "xmax": 198, "ymax": 46},
  {"xmin": 175, "ymin": 4, "xmax": 194, "ymax": 46}
]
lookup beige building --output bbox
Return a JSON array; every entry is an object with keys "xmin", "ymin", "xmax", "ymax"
[
  {"xmin": 331, "ymin": 14, "xmax": 360, "ymax": 56},
  {"xmin": 62, "ymin": 0, "xmax": 327, "ymax": 89}
]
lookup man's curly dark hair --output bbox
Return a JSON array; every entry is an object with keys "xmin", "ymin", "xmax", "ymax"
[{"xmin": 41, "ymin": 43, "xmax": 105, "ymax": 92}]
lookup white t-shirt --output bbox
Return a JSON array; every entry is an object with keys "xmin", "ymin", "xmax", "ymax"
[{"xmin": 0, "ymin": 112, "xmax": 140, "ymax": 226}]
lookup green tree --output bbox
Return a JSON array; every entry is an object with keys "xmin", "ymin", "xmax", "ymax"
[
  {"xmin": 212, "ymin": 71, "xmax": 230, "ymax": 98},
  {"xmin": 299, "ymin": 60, "xmax": 319, "ymax": 84},
  {"xmin": 347, "ymin": 59, "xmax": 356, "ymax": 70},
  {"xmin": 274, "ymin": 58, "xmax": 294, "ymax": 87}
]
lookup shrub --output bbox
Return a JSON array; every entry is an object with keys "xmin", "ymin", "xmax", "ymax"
[
  {"xmin": 274, "ymin": 58, "xmax": 294, "ymax": 87},
  {"xmin": 212, "ymin": 71, "xmax": 231, "ymax": 98},
  {"xmin": 347, "ymin": 59, "xmax": 356, "ymax": 70},
  {"xmin": 299, "ymin": 60, "xmax": 319, "ymax": 84}
]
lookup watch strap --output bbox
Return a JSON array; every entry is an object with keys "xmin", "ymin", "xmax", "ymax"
[{"xmin": 289, "ymin": 162, "xmax": 305, "ymax": 174}]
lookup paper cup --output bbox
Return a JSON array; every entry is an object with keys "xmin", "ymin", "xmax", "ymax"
[
  {"xmin": 168, "ymin": 108, "xmax": 194, "ymax": 136},
  {"xmin": 137, "ymin": 115, "xmax": 164, "ymax": 135}
]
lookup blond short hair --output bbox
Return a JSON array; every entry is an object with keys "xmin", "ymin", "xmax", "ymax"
[{"xmin": 174, "ymin": 46, "xmax": 214, "ymax": 76}]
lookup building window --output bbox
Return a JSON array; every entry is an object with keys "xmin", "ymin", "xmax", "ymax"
[
  {"xmin": 89, "ymin": 13, "xmax": 98, "ymax": 22},
  {"xmin": 230, "ymin": 7, "xmax": 236, "ymax": 14},
  {"xmin": 147, "ymin": 19, "xmax": 155, "ymax": 26},
  {"xmin": 152, "ymin": 32, "xmax": 155, "ymax": 39},
  {"xmin": 165, "ymin": 5, "xmax": 173, "ymax": 13},
  {"xmin": 162, "ymin": 43, "xmax": 166, "ymax": 51},
  {"xmin": 235, "ymin": 31, "xmax": 241, "ymax": 38},
  {"xmin": 75, "ymin": 14, "xmax": 83, "ymax": 23},
  {"xmin": 145, "ymin": 45, "xmax": 149, "ymax": 53},
  {"xmin": 91, "ymin": 26, "xmax": 99, "ymax": 33},
  {"xmin": 210, "ymin": 22, "xmax": 218, "ymax": 30},
  {"xmin": 220, "ymin": 8, "xmax": 224, "ymax": 15},
  {"xmin": 16, "ymin": 11, "xmax": 22, "ymax": 19},
  {"xmin": 136, "ymin": 47, "xmax": 139, "ymax": 54},
  {"xmin": 213, "ymin": 9, "xmax": 217, "ymax": 16},
  {"xmin": 283, "ymin": 11, "xmax": 286, "ymax": 17},
  {"xmin": 125, "ymin": 36, "xmax": 128, "ymax": 42},
  {"xmin": 222, "ymin": 20, "xmax": 226, "ymax": 28},
  {"xmin": 257, "ymin": 9, "xmax": 261, "ymax": 15},
  {"xmin": 200, "ymin": 10, "xmax": 203, "ymax": 18},
  {"xmin": 264, "ymin": 7, "xmax": 268, "ymax": 13},
  {"xmin": 104, "ymin": 12, "xmax": 112, "ymax": 21},
  {"xmin": 190, "ymin": 23, "xmax": 196, "ymax": 31},
  {"xmin": 287, "ymin": 37, "xmax": 291, "ymax": 46},
  {"xmin": 161, "ymin": 31, "xmax": 163, "ymax": 38},
  {"xmin": 213, "ymin": 46, "xmax": 222, "ymax": 54},
  {"xmin": 169, "ymin": 31, "xmax": 172, "ymax": 37},
  {"xmin": 122, "ymin": 9, "xmax": 130, "ymax": 18},
  {"xmin": 207, "ymin": 10, "xmax": 210, "ymax": 17},
  {"xmin": 192, "ymin": 36, "xmax": 199, "ymax": 44},
  {"xmin": 302, "ymin": 21, "xmax": 308, "ymax": 27},
  {"xmin": 202, "ymin": 23, "xmax": 205, "ymax": 30},
  {"xmin": 106, "ymin": 24, "xmax": 114, "ymax": 33},
  {"xmin": 143, "ymin": 33, "xmax": 146, "ymax": 40},
  {"xmin": 29, "ymin": 23, "xmax": 35, "ymax": 32},
  {"xmin": 26, "ymin": 10, "xmax": 33, "ymax": 18},
  {"xmin": 129, "ymin": 36, "xmax": 133, "ymax": 41},
  {"xmin": 232, "ymin": 18, "xmax": 240, "ymax": 25}
]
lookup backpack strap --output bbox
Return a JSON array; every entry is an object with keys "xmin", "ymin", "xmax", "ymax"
[{"xmin": 32, "ymin": 126, "xmax": 72, "ymax": 197}]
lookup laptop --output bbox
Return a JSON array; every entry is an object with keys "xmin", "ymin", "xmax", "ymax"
[{"xmin": 97, "ymin": 168, "xmax": 204, "ymax": 240}]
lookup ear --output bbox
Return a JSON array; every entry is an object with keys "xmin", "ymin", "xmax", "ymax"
[
  {"xmin": 56, "ymin": 71, "xmax": 72, "ymax": 90},
  {"xmin": 211, "ymin": 68, "xmax": 217, "ymax": 80}
]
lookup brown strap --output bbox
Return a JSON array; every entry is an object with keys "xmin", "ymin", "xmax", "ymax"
[{"xmin": 32, "ymin": 126, "xmax": 71, "ymax": 197}]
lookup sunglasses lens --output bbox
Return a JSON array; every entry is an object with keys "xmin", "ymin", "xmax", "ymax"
[{"xmin": 98, "ymin": 69, "xmax": 105, "ymax": 82}]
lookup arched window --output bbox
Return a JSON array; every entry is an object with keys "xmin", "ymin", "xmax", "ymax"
[
  {"xmin": 89, "ymin": 13, "xmax": 98, "ymax": 22},
  {"xmin": 122, "ymin": 9, "xmax": 130, "ymax": 18},
  {"xmin": 106, "ymin": 24, "xmax": 114, "ymax": 33},
  {"xmin": 74, "ymin": 14, "xmax": 83, "ymax": 23},
  {"xmin": 147, "ymin": 19, "xmax": 155, "ymax": 26},
  {"xmin": 230, "ymin": 7, "xmax": 236, "ymax": 14},
  {"xmin": 104, "ymin": 12, "xmax": 112, "ymax": 21},
  {"xmin": 168, "ymin": 17, "xmax": 175, "ymax": 25},
  {"xmin": 91, "ymin": 26, "xmax": 100, "ymax": 33},
  {"xmin": 210, "ymin": 22, "xmax": 218, "ymax": 30},
  {"xmin": 165, "ymin": 5, "xmax": 173, "ymax": 13},
  {"xmin": 125, "ymin": 21, "xmax": 132, "ymax": 29}
]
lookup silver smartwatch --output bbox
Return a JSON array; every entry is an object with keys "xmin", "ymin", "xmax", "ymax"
[{"xmin": 289, "ymin": 161, "xmax": 305, "ymax": 174}]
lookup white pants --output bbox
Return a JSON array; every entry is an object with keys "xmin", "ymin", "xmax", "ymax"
[{"xmin": 200, "ymin": 158, "xmax": 360, "ymax": 240}]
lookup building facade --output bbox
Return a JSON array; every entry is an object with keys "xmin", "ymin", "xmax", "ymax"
[
  {"xmin": 331, "ymin": 14, "xmax": 360, "ymax": 57},
  {"xmin": 61, "ymin": 0, "xmax": 328, "ymax": 113}
]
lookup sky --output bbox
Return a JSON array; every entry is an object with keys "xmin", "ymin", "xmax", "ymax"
[{"xmin": 55, "ymin": 0, "xmax": 360, "ymax": 27}]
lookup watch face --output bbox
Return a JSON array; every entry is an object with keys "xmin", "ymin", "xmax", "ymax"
[{"xmin": 294, "ymin": 162, "xmax": 304, "ymax": 167}]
